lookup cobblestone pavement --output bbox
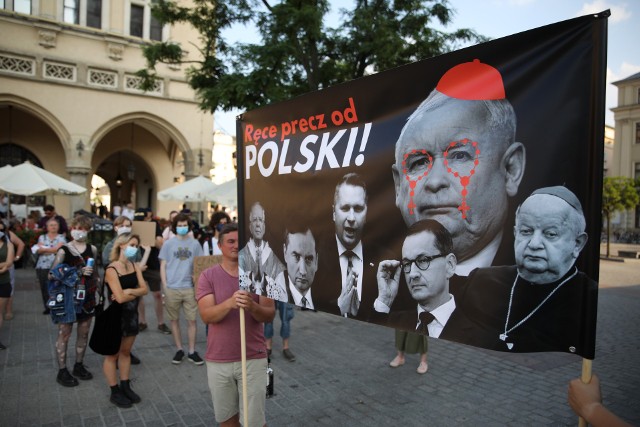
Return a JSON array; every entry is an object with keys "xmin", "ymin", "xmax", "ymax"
[{"xmin": 0, "ymin": 245, "xmax": 638, "ymax": 426}]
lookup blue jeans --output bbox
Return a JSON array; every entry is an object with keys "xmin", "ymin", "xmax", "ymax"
[{"xmin": 264, "ymin": 301, "xmax": 294, "ymax": 339}]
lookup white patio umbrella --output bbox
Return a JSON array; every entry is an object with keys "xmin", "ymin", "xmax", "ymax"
[
  {"xmin": 157, "ymin": 175, "xmax": 219, "ymax": 202},
  {"xmin": 211, "ymin": 178, "xmax": 238, "ymax": 207},
  {"xmin": 0, "ymin": 161, "xmax": 87, "ymax": 196}
]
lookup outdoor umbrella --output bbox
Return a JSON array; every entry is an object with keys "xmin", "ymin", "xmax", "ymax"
[
  {"xmin": 0, "ymin": 161, "xmax": 87, "ymax": 196},
  {"xmin": 157, "ymin": 175, "xmax": 219, "ymax": 202},
  {"xmin": 211, "ymin": 178, "xmax": 237, "ymax": 207}
]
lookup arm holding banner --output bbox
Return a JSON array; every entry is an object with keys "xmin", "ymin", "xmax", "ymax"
[{"xmin": 568, "ymin": 373, "xmax": 631, "ymax": 427}]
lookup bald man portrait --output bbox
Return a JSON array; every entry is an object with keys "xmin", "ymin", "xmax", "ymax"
[
  {"xmin": 392, "ymin": 59, "xmax": 526, "ymax": 276},
  {"xmin": 456, "ymin": 186, "xmax": 598, "ymax": 357}
]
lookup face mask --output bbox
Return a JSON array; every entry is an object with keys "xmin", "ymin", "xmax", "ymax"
[
  {"xmin": 117, "ymin": 226, "xmax": 132, "ymax": 235},
  {"xmin": 124, "ymin": 246, "xmax": 138, "ymax": 259},
  {"xmin": 71, "ymin": 230, "xmax": 88, "ymax": 241},
  {"xmin": 176, "ymin": 226, "xmax": 189, "ymax": 236},
  {"xmin": 216, "ymin": 223, "xmax": 225, "ymax": 232}
]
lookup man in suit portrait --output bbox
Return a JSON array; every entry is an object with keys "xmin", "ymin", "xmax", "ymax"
[
  {"xmin": 392, "ymin": 59, "xmax": 526, "ymax": 274},
  {"xmin": 458, "ymin": 186, "xmax": 598, "ymax": 357},
  {"xmin": 375, "ymin": 219, "xmax": 473, "ymax": 341},
  {"xmin": 315, "ymin": 173, "xmax": 379, "ymax": 319},
  {"xmin": 274, "ymin": 227, "xmax": 319, "ymax": 310}
]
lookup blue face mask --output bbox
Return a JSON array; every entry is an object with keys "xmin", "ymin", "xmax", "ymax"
[
  {"xmin": 124, "ymin": 246, "xmax": 138, "ymax": 260},
  {"xmin": 176, "ymin": 226, "xmax": 189, "ymax": 236}
]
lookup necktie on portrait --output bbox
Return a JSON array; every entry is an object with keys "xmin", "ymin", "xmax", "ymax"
[
  {"xmin": 416, "ymin": 311, "xmax": 435, "ymax": 336},
  {"xmin": 345, "ymin": 251, "xmax": 359, "ymax": 317},
  {"xmin": 301, "ymin": 296, "xmax": 308, "ymax": 309}
]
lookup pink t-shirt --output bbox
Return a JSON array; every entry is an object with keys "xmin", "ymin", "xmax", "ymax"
[{"xmin": 196, "ymin": 264, "xmax": 267, "ymax": 362}]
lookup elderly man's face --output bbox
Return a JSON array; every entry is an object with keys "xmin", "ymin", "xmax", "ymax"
[
  {"xmin": 249, "ymin": 205, "xmax": 265, "ymax": 241},
  {"xmin": 514, "ymin": 194, "xmax": 587, "ymax": 284},
  {"xmin": 402, "ymin": 231, "xmax": 455, "ymax": 311},
  {"xmin": 284, "ymin": 230, "xmax": 318, "ymax": 294},
  {"xmin": 393, "ymin": 100, "xmax": 518, "ymax": 262},
  {"xmin": 333, "ymin": 184, "xmax": 368, "ymax": 250}
]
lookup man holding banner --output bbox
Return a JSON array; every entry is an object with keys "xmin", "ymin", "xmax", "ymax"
[{"xmin": 197, "ymin": 223, "xmax": 274, "ymax": 427}]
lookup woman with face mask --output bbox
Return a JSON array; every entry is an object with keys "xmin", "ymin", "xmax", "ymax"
[
  {"xmin": 102, "ymin": 233, "xmax": 149, "ymax": 407},
  {"xmin": 0, "ymin": 219, "xmax": 16, "ymax": 350},
  {"xmin": 49, "ymin": 215, "xmax": 99, "ymax": 387}
]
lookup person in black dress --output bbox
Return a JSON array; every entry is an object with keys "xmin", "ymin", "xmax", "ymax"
[{"xmin": 102, "ymin": 232, "xmax": 149, "ymax": 408}]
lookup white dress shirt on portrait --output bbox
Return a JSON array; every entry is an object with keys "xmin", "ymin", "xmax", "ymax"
[
  {"xmin": 417, "ymin": 294, "xmax": 456, "ymax": 338},
  {"xmin": 288, "ymin": 280, "xmax": 314, "ymax": 310}
]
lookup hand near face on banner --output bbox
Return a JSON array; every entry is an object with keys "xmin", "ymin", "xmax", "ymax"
[
  {"xmin": 338, "ymin": 271, "xmax": 358, "ymax": 316},
  {"xmin": 376, "ymin": 260, "xmax": 401, "ymax": 308}
]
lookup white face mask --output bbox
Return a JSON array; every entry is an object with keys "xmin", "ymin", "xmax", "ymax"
[
  {"xmin": 117, "ymin": 226, "xmax": 132, "ymax": 235},
  {"xmin": 71, "ymin": 229, "xmax": 88, "ymax": 241}
]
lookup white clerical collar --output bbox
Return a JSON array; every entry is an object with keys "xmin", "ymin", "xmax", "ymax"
[
  {"xmin": 455, "ymin": 230, "xmax": 503, "ymax": 276},
  {"xmin": 249, "ymin": 239, "xmax": 272, "ymax": 261},
  {"xmin": 417, "ymin": 295, "xmax": 456, "ymax": 338},
  {"xmin": 288, "ymin": 281, "xmax": 314, "ymax": 309},
  {"xmin": 335, "ymin": 236, "xmax": 363, "ymax": 261}
]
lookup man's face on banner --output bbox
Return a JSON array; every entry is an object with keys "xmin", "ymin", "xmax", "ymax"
[
  {"xmin": 514, "ymin": 195, "xmax": 587, "ymax": 284},
  {"xmin": 284, "ymin": 230, "xmax": 318, "ymax": 294},
  {"xmin": 393, "ymin": 99, "xmax": 521, "ymax": 262},
  {"xmin": 333, "ymin": 183, "xmax": 368, "ymax": 250},
  {"xmin": 402, "ymin": 231, "xmax": 455, "ymax": 310},
  {"xmin": 249, "ymin": 204, "xmax": 265, "ymax": 241}
]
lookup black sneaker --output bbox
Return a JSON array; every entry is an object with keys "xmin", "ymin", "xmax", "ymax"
[
  {"xmin": 110, "ymin": 386, "xmax": 133, "ymax": 408},
  {"xmin": 172, "ymin": 350, "xmax": 185, "ymax": 364},
  {"xmin": 130, "ymin": 353, "xmax": 141, "ymax": 365},
  {"xmin": 57, "ymin": 368, "xmax": 79, "ymax": 387},
  {"xmin": 138, "ymin": 323, "xmax": 148, "ymax": 331},
  {"xmin": 158, "ymin": 324, "xmax": 172, "ymax": 334},
  {"xmin": 187, "ymin": 352, "xmax": 204, "ymax": 365},
  {"xmin": 73, "ymin": 362, "xmax": 93, "ymax": 380},
  {"xmin": 0, "ymin": 341, "xmax": 6, "ymax": 350},
  {"xmin": 283, "ymin": 348, "xmax": 296, "ymax": 362},
  {"xmin": 42, "ymin": 308, "xmax": 50, "ymax": 315}
]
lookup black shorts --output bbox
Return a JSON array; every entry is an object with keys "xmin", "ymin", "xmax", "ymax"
[{"xmin": 142, "ymin": 269, "xmax": 161, "ymax": 292}]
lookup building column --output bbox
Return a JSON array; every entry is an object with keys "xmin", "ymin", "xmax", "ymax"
[{"xmin": 66, "ymin": 166, "xmax": 92, "ymax": 215}]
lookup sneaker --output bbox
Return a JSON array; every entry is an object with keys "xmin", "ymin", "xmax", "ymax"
[
  {"xmin": 110, "ymin": 386, "xmax": 133, "ymax": 408},
  {"xmin": 187, "ymin": 352, "xmax": 204, "ymax": 365},
  {"xmin": 172, "ymin": 349, "xmax": 185, "ymax": 364},
  {"xmin": 282, "ymin": 348, "xmax": 296, "ymax": 362},
  {"xmin": 130, "ymin": 353, "xmax": 141, "ymax": 365},
  {"xmin": 42, "ymin": 308, "xmax": 50, "ymax": 315},
  {"xmin": 57, "ymin": 368, "xmax": 79, "ymax": 387},
  {"xmin": 0, "ymin": 341, "xmax": 6, "ymax": 350},
  {"xmin": 73, "ymin": 362, "xmax": 93, "ymax": 380},
  {"xmin": 138, "ymin": 323, "xmax": 148, "ymax": 332},
  {"xmin": 158, "ymin": 324, "xmax": 172, "ymax": 334}
]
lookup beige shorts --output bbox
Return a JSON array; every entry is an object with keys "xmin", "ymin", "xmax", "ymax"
[
  {"xmin": 164, "ymin": 288, "xmax": 197, "ymax": 321},
  {"xmin": 206, "ymin": 358, "xmax": 267, "ymax": 425}
]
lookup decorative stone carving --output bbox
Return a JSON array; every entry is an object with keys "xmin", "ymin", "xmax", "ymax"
[
  {"xmin": 107, "ymin": 42, "xmax": 125, "ymax": 61},
  {"xmin": 38, "ymin": 30, "xmax": 57, "ymax": 49}
]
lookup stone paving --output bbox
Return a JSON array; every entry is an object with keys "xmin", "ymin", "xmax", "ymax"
[{"xmin": 0, "ymin": 245, "xmax": 639, "ymax": 426}]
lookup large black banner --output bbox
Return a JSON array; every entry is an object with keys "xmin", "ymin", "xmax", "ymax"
[{"xmin": 237, "ymin": 12, "xmax": 607, "ymax": 359}]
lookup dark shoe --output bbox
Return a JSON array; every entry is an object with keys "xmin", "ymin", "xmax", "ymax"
[
  {"xmin": 120, "ymin": 380, "xmax": 141, "ymax": 403},
  {"xmin": 158, "ymin": 324, "xmax": 172, "ymax": 334},
  {"xmin": 187, "ymin": 351, "xmax": 204, "ymax": 365},
  {"xmin": 138, "ymin": 323, "xmax": 148, "ymax": 331},
  {"xmin": 172, "ymin": 349, "xmax": 185, "ymax": 364},
  {"xmin": 42, "ymin": 308, "xmax": 50, "ymax": 315},
  {"xmin": 283, "ymin": 348, "xmax": 296, "ymax": 362},
  {"xmin": 57, "ymin": 368, "xmax": 79, "ymax": 387},
  {"xmin": 0, "ymin": 341, "xmax": 6, "ymax": 350},
  {"xmin": 110, "ymin": 385, "xmax": 133, "ymax": 408},
  {"xmin": 73, "ymin": 362, "xmax": 93, "ymax": 380},
  {"xmin": 130, "ymin": 353, "xmax": 141, "ymax": 365}
]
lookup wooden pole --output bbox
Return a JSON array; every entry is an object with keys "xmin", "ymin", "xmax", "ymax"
[
  {"xmin": 578, "ymin": 358, "xmax": 593, "ymax": 427},
  {"xmin": 240, "ymin": 307, "xmax": 249, "ymax": 427}
]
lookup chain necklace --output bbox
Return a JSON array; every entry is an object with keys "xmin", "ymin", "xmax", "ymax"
[{"xmin": 500, "ymin": 267, "xmax": 578, "ymax": 350}]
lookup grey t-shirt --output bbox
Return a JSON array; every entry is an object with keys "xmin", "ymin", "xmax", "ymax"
[{"xmin": 159, "ymin": 236, "xmax": 203, "ymax": 288}]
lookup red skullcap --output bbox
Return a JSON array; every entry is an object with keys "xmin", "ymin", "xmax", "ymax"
[{"xmin": 436, "ymin": 59, "xmax": 505, "ymax": 100}]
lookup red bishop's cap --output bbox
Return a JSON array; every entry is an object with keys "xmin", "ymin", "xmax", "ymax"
[{"xmin": 436, "ymin": 59, "xmax": 505, "ymax": 100}]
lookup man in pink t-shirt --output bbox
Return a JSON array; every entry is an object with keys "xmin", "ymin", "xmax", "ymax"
[{"xmin": 196, "ymin": 223, "xmax": 275, "ymax": 427}]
